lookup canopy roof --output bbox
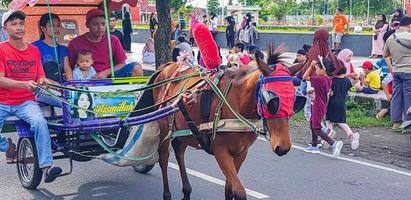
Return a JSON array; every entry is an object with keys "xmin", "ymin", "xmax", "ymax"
[{"xmin": 9, "ymin": 0, "xmax": 137, "ymax": 10}]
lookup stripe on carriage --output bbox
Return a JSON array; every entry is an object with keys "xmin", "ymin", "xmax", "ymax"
[
  {"xmin": 263, "ymin": 76, "xmax": 293, "ymax": 82},
  {"xmin": 105, "ymin": 124, "xmax": 145, "ymax": 162}
]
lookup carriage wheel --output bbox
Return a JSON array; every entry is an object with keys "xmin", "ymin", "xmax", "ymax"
[
  {"xmin": 132, "ymin": 164, "xmax": 155, "ymax": 174},
  {"xmin": 17, "ymin": 138, "xmax": 43, "ymax": 189}
]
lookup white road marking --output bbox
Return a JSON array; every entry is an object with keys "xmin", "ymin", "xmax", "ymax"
[
  {"xmin": 257, "ymin": 137, "xmax": 411, "ymax": 177},
  {"xmin": 168, "ymin": 162, "xmax": 270, "ymax": 199}
]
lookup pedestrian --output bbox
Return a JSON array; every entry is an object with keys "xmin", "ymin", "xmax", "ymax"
[
  {"xmin": 332, "ymin": 8, "xmax": 349, "ymax": 49},
  {"xmin": 302, "ymin": 57, "xmax": 344, "ymax": 157},
  {"xmin": 337, "ymin": 49, "xmax": 358, "ymax": 83},
  {"xmin": 354, "ymin": 61, "xmax": 381, "ymax": 94},
  {"xmin": 383, "ymin": 17, "xmax": 411, "ymax": 130},
  {"xmin": 0, "ymin": 15, "xmax": 8, "ymax": 42},
  {"xmin": 224, "ymin": 11, "xmax": 236, "ymax": 49},
  {"xmin": 371, "ymin": 14, "xmax": 388, "ymax": 58},
  {"xmin": 0, "ymin": 10, "xmax": 62, "ymax": 182},
  {"xmin": 208, "ymin": 13, "xmax": 218, "ymax": 42},
  {"xmin": 149, "ymin": 12, "xmax": 157, "ymax": 38},
  {"xmin": 189, "ymin": 14, "xmax": 199, "ymax": 46},
  {"xmin": 202, "ymin": 14, "xmax": 208, "ymax": 25},
  {"xmin": 179, "ymin": 12, "xmax": 186, "ymax": 30},
  {"xmin": 376, "ymin": 73, "xmax": 393, "ymax": 119},
  {"xmin": 122, "ymin": 11, "xmax": 132, "ymax": 53},
  {"xmin": 109, "ymin": 14, "xmax": 125, "ymax": 50},
  {"xmin": 326, "ymin": 66, "xmax": 360, "ymax": 150}
]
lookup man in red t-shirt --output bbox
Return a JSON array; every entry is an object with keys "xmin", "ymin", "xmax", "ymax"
[
  {"xmin": 68, "ymin": 9, "xmax": 143, "ymax": 79},
  {"xmin": 0, "ymin": 10, "xmax": 62, "ymax": 183}
]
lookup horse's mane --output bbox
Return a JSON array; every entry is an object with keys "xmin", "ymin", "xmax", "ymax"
[{"xmin": 266, "ymin": 43, "xmax": 287, "ymax": 67}]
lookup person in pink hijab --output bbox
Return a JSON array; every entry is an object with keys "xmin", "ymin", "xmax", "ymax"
[{"xmin": 337, "ymin": 49, "xmax": 358, "ymax": 80}]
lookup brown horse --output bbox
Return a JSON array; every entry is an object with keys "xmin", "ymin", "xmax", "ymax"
[{"xmin": 152, "ymin": 45, "xmax": 303, "ymax": 200}]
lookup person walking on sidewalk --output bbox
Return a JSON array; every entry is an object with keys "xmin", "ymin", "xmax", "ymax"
[
  {"xmin": 224, "ymin": 11, "xmax": 236, "ymax": 49},
  {"xmin": 326, "ymin": 66, "xmax": 360, "ymax": 150},
  {"xmin": 122, "ymin": 11, "xmax": 132, "ymax": 53},
  {"xmin": 303, "ymin": 58, "xmax": 344, "ymax": 157},
  {"xmin": 383, "ymin": 17, "xmax": 411, "ymax": 131},
  {"xmin": 332, "ymin": 8, "xmax": 349, "ymax": 49},
  {"xmin": 149, "ymin": 12, "xmax": 157, "ymax": 38}
]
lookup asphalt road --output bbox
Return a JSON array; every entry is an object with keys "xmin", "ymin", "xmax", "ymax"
[{"xmin": 0, "ymin": 136, "xmax": 410, "ymax": 200}]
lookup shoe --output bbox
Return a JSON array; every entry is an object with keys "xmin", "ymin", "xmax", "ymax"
[
  {"xmin": 321, "ymin": 129, "xmax": 336, "ymax": 149},
  {"xmin": 376, "ymin": 108, "xmax": 388, "ymax": 120},
  {"xmin": 304, "ymin": 145, "xmax": 320, "ymax": 154},
  {"xmin": 332, "ymin": 141, "xmax": 343, "ymax": 158},
  {"xmin": 351, "ymin": 133, "xmax": 360, "ymax": 150},
  {"xmin": 44, "ymin": 166, "xmax": 63, "ymax": 183},
  {"xmin": 392, "ymin": 122, "xmax": 402, "ymax": 130}
]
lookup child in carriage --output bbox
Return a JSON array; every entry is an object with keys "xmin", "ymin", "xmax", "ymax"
[
  {"xmin": 302, "ymin": 56, "xmax": 344, "ymax": 157},
  {"xmin": 72, "ymin": 49, "xmax": 97, "ymax": 80}
]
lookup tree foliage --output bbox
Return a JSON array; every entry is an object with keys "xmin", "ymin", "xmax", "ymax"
[{"xmin": 207, "ymin": 0, "xmax": 220, "ymax": 14}]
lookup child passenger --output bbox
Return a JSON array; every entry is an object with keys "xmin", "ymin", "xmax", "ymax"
[
  {"xmin": 303, "ymin": 57, "xmax": 343, "ymax": 157},
  {"xmin": 72, "ymin": 49, "xmax": 97, "ymax": 80}
]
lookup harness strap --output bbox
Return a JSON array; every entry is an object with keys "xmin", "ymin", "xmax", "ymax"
[
  {"xmin": 263, "ymin": 76, "xmax": 293, "ymax": 82},
  {"xmin": 212, "ymin": 80, "xmax": 233, "ymax": 139}
]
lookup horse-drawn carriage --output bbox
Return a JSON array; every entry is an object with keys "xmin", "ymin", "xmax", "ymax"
[{"xmin": 4, "ymin": 0, "xmax": 307, "ymax": 199}]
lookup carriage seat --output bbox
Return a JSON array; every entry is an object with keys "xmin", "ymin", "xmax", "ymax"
[{"xmin": 4, "ymin": 104, "xmax": 63, "ymax": 125}]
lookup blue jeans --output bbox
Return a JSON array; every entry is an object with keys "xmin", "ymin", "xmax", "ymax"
[
  {"xmin": 0, "ymin": 101, "xmax": 53, "ymax": 168},
  {"xmin": 391, "ymin": 72, "xmax": 411, "ymax": 122},
  {"xmin": 114, "ymin": 62, "xmax": 138, "ymax": 77}
]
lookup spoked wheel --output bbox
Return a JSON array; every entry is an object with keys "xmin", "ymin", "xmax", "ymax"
[
  {"xmin": 132, "ymin": 164, "xmax": 155, "ymax": 174},
  {"xmin": 17, "ymin": 138, "xmax": 43, "ymax": 190}
]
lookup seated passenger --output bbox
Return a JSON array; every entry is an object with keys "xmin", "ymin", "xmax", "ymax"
[
  {"xmin": 72, "ymin": 50, "xmax": 97, "ymax": 80},
  {"xmin": 68, "ymin": 9, "xmax": 143, "ymax": 79},
  {"xmin": 354, "ymin": 61, "xmax": 381, "ymax": 94},
  {"xmin": 142, "ymin": 38, "xmax": 155, "ymax": 64},
  {"xmin": 0, "ymin": 10, "xmax": 62, "ymax": 182},
  {"xmin": 32, "ymin": 13, "xmax": 72, "ymax": 82}
]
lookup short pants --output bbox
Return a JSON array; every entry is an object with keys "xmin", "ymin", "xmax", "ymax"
[
  {"xmin": 362, "ymin": 87, "xmax": 379, "ymax": 94},
  {"xmin": 332, "ymin": 32, "xmax": 344, "ymax": 44}
]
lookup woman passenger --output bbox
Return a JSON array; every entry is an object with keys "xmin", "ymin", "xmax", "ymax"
[{"xmin": 32, "ymin": 13, "xmax": 72, "ymax": 82}]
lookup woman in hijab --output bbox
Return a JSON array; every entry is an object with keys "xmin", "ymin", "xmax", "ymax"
[
  {"xmin": 302, "ymin": 28, "xmax": 331, "ymax": 74},
  {"xmin": 337, "ymin": 49, "xmax": 358, "ymax": 81},
  {"xmin": 142, "ymin": 38, "xmax": 155, "ymax": 64},
  {"xmin": 122, "ymin": 12, "xmax": 133, "ymax": 53},
  {"xmin": 391, "ymin": 8, "xmax": 404, "ymax": 29},
  {"xmin": 371, "ymin": 14, "xmax": 388, "ymax": 58}
]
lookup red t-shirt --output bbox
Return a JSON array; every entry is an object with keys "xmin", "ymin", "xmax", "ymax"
[
  {"xmin": 68, "ymin": 33, "xmax": 127, "ymax": 72},
  {"xmin": 0, "ymin": 42, "xmax": 44, "ymax": 105}
]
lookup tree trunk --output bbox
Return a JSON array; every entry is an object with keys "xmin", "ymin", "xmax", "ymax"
[{"xmin": 155, "ymin": 0, "xmax": 172, "ymax": 69}]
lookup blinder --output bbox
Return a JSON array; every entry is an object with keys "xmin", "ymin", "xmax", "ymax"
[
  {"xmin": 293, "ymin": 90, "xmax": 306, "ymax": 114},
  {"xmin": 261, "ymin": 90, "xmax": 280, "ymax": 115}
]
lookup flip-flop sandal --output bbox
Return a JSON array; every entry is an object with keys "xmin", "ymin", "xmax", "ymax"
[{"xmin": 44, "ymin": 167, "xmax": 62, "ymax": 183}]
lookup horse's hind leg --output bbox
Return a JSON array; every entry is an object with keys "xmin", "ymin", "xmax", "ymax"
[
  {"xmin": 159, "ymin": 130, "xmax": 172, "ymax": 200},
  {"xmin": 172, "ymin": 138, "xmax": 192, "ymax": 200},
  {"xmin": 214, "ymin": 149, "xmax": 247, "ymax": 200}
]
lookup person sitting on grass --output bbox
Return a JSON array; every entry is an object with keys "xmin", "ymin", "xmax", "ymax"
[
  {"xmin": 376, "ymin": 73, "xmax": 393, "ymax": 119},
  {"xmin": 354, "ymin": 61, "xmax": 381, "ymax": 94},
  {"xmin": 72, "ymin": 49, "xmax": 97, "ymax": 80},
  {"xmin": 227, "ymin": 43, "xmax": 250, "ymax": 69}
]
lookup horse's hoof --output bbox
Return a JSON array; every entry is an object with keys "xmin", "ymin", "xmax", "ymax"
[
  {"xmin": 163, "ymin": 194, "xmax": 172, "ymax": 200},
  {"xmin": 233, "ymin": 192, "xmax": 247, "ymax": 200}
]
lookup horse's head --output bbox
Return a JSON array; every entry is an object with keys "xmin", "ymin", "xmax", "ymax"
[{"xmin": 254, "ymin": 43, "xmax": 306, "ymax": 156}]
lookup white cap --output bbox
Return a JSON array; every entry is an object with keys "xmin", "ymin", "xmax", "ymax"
[{"xmin": 2, "ymin": 10, "xmax": 26, "ymax": 27}]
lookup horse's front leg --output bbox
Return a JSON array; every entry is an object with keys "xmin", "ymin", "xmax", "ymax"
[
  {"xmin": 214, "ymin": 148, "xmax": 247, "ymax": 200},
  {"xmin": 172, "ymin": 138, "xmax": 192, "ymax": 200}
]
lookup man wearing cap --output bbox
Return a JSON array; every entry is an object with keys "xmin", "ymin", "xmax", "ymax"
[
  {"xmin": 0, "ymin": 10, "xmax": 62, "ymax": 182},
  {"xmin": 68, "ymin": 9, "xmax": 143, "ymax": 79},
  {"xmin": 383, "ymin": 17, "xmax": 411, "ymax": 130},
  {"xmin": 354, "ymin": 61, "xmax": 381, "ymax": 94}
]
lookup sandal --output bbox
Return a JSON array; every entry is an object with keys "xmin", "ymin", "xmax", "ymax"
[
  {"xmin": 44, "ymin": 166, "xmax": 62, "ymax": 183},
  {"xmin": 5, "ymin": 138, "xmax": 17, "ymax": 164}
]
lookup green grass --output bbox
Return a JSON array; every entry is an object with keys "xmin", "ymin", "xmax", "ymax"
[{"xmin": 292, "ymin": 100, "xmax": 392, "ymax": 128}]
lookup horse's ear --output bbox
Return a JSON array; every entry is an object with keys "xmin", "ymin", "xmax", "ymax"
[{"xmin": 255, "ymin": 50, "xmax": 272, "ymax": 76}]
